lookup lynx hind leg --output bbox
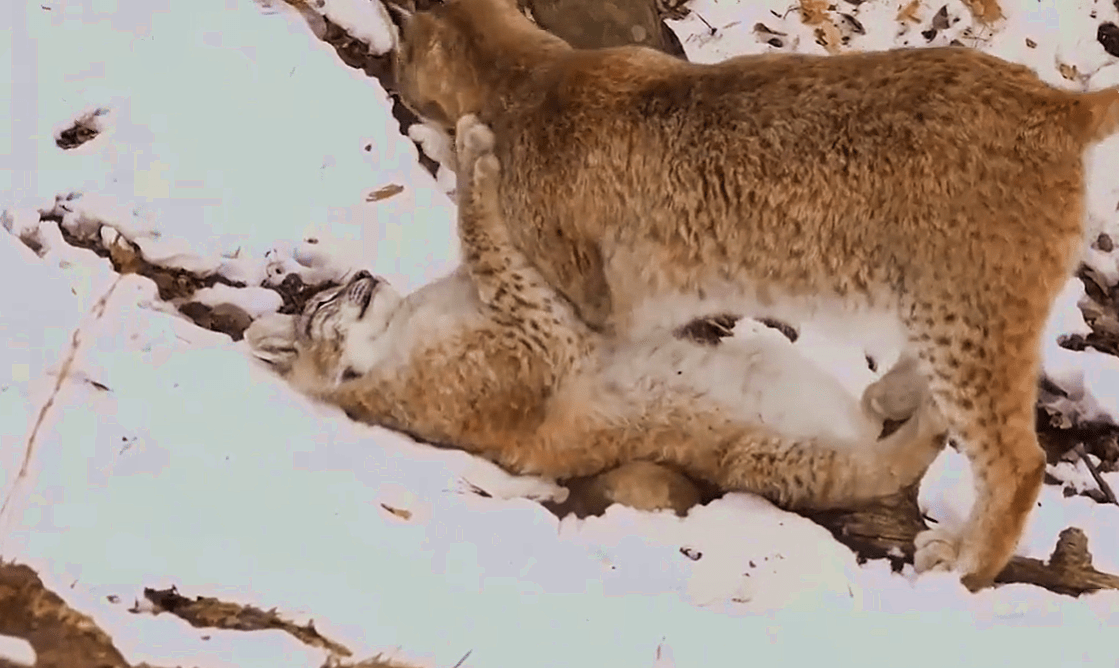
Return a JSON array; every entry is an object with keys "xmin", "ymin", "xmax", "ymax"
[
  {"xmin": 550, "ymin": 462, "xmax": 705, "ymax": 519},
  {"xmin": 709, "ymin": 386, "xmax": 948, "ymax": 511},
  {"xmin": 906, "ymin": 303, "xmax": 1048, "ymax": 591},
  {"xmin": 865, "ymin": 393, "xmax": 950, "ymax": 493},
  {"xmin": 861, "ymin": 352, "xmax": 927, "ymax": 424},
  {"xmin": 586, "ymin": 461, "xmax": 704, "ymax": 516}
]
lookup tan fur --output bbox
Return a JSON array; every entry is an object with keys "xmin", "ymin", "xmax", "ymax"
[
  {"xmin": 246, "ymin": 116, "xmax": 947, "ymax": 520},
  {"xmin": 563, "ymin": 461, "xmax": 705, "ymax": 518},
  {"xmin": 389, "ymin": 0, "xmax": 1119, "ymax": 588}
]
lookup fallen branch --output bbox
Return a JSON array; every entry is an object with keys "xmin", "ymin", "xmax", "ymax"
[
  {"xmin": 803, "ymin": 486, "xmax": 1119, "ymax": 597},
  {"xmin": 1074, "ymin": 444, "xmax": 1119, "ymax": 506},
  {"xmin": 138, "ymin": 586, "xmax": 351, "ymax": 658},
  {"xmin": 138, "ymin": 586, "xmax": 433, "ymax": 667},
  {"xmin": 0, "ymin": 562, "xmax": 421, "ymax": 668}
]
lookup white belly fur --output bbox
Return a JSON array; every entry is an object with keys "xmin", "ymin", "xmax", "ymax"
[{"xmin": 599, "ymin": 323, "xmax": 888, "ymax": 447}]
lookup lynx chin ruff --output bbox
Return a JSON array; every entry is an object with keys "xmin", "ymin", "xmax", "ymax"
[
  {"xmin": 387, "ymin": 0, "xmax": 1119, "ymax": 589},
  {"xmin": 246, "ymin": 115, "xmax": 947, "ymax": 518}
]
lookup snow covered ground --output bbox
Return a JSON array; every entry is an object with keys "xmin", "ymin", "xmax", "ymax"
[{"xmin": 2, "ymin": 0, "xmax": 1119, "ymax": 666}]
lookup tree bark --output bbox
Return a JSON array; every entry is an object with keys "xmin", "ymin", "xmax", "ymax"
[{"xmin": 804, "ymin": 485, "xmax": 1119, "ymax": 597}]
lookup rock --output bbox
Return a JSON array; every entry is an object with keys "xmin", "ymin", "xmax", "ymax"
[
  {"xmin": 209, "ymin": 304, "xmax": 253, "ymax": 341},
  {"xmin": 178, "ymin": 302, "xmax": 253, "ymax": 341},
  {"xmin": 55, "ymin": 109, "xmax": 107, "ymax": 150},
  {"xmin": 179, "ymin": 302, "xmax": 214, "ymax": 330},
  {"xmin": 1096, "ymin": 233, "xmax": 1114, "ymax": 253},
  {"xmin": 524, "ymin": 0, "xmax": 682, "ymax": 55},
  {"xmin": 1100, "ymin": 22, "xmax": 1119, "ymax": 58}
]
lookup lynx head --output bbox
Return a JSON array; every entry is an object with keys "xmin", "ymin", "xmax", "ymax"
[
  {"xmin": 246, "ymin": 270, "xmax": 402, "ymax": 389},
  {"xmin": 389, "ymin": 0, "xmax": 476, "ymax": 131},
  {"xmin": 388, "ymin": 0, "xmax": 548, "ymax": 130}
]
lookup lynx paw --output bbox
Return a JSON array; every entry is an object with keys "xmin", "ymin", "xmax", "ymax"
[
  {"xmin": 454, "ymin": 114, "xmax": 496, "ymax": 173},
  {"xmin": 861, "ymin": 355, "xmax": 927, "ymax": 423},
  {"xmin": 913, "ymin": 526, "xmax": 961, "ymax": 574},
  {"xmin": 244, "ymin": 313, "xmax": 298, "ymax": 370}
]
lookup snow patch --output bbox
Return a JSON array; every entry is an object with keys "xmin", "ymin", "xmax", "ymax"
[
  {"xmin": 309, "ymin": 0, "xmax": 397, "ymax": 54},
  {"xmin": 0, "ymin": 635, "xmax": 35, "ymax": 667},
  {"xmin": 190, "ymin": 285, "xmax": 284, "ymax": 319}
]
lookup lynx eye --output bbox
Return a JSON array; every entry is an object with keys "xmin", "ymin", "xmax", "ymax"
[
  {"xmin": 303, "ymin": 289, "xmax": 343, "ymax": 338},
  {"xmin": 341, "ymin": 367, "xmax": 361, "ymax": 381}
]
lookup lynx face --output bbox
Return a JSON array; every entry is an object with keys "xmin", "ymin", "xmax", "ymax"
[
  {"xmin": 391, "ymin": 9, "xmax": 461, "ymax": 130},
  {"xmin": 297, "ymin": 271, "xmax": 378, "ymax": 345},
  {"xmin": 246, "ymin": 271, "xmax": 402, "ymax": 387}
]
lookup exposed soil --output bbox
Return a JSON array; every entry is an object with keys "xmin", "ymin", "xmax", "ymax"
[
  {"xmin": 0, "ymin": 561, "xmax": 422, "ymax": 668},
  {"xmin": 34, "ymin": 210, "xmax": 339, "ymax": 342},
  {"xmin": 0, "ymin": 562, "xmax": 130, "ymax": 668},
  {"xmin": 55, "ymin": 109, "xmax": 107, "ymax": 151}
]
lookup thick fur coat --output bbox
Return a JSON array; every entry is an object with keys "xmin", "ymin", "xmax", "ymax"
[
  {"xmin": 246, "ymin": 116, "xmax": 946, "ymax": 518},
  {"xmin": 388, "ymin": 0, "xmax": 1119, "ymax": 588}
]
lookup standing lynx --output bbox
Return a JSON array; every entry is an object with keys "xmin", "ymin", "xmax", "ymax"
[
  {"xmin": 388, "ymin": 0, "xmax": 1119, "ymax": 589},
  {"xmin": 246, "ymin": 115, "xmax": 947, "ymax": 517}
]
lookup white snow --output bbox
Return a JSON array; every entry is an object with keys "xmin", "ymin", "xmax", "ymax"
[
  {"xmin": 2, "ymin": 0, "xmax": 1119, "ymax": 667},
  {"xmin": 300, "ymin": 0, "xmax": 397, "ymax": 55},
  {"xmin": 4, "ymin": 0, "xmax": 459, "ymax": 295},
  {"xmin": 189, "ymin": 284, "xmax": 284, "ymax": 318},
  {"xmin": 0, "ymin": 635, "xmax": 35, "ymax": 667}
]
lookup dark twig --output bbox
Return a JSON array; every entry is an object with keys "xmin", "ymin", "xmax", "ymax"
[{"xmin": 1074, "ymin": 443, "xmax": 1119, "ymax": 506}]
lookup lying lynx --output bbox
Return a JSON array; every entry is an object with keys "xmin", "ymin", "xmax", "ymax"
[
  {"xmin": 387, "ymin": 0, "xmax": 1119, "ymax": 588},
  {"xmin": 246, "ymin": 116, "xmax": 946, "ymax": 516}
]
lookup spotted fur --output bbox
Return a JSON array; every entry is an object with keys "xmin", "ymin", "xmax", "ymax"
[
  {"xmin": 246, "ymin": 116, "xmax": 947, "ymax": 518},
  {"xmin": 388, "ymin": 0, "xmax": 1119, "ymax": 589}
]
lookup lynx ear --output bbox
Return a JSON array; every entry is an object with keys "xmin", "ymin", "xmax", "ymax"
[
  {"xmin": 383, "ymin": 0, "xmax": 415, "ymax": 29},
  {"xmin": 244, "ymin": 313, "xmax": 299, "ymax": 372}
]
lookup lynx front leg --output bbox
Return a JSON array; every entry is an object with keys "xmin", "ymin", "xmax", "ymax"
[
  {"xmin": 454, "ymin": 114, "xmax": 495, "ymax": 189},
  {"xmin": 452, "ymin": 113, "xmax": 528, "ymax": 308},
  {"xmin": 452, "ymin": 114, "xmax": 592, "ymax": 367}
]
